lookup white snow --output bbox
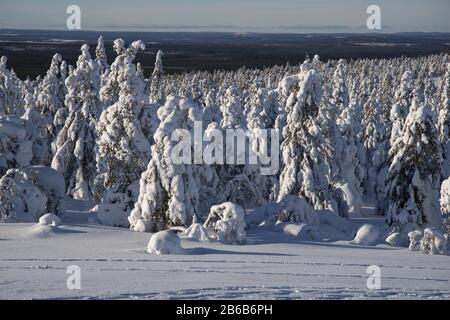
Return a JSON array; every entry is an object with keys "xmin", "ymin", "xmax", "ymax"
[
  {"xmin": 38, "ymin": 213, "xmax": 62, "ymax": 227},
  {"xmin": 351, "ymin": 224, "xmax": 381, "ymax": 246},
  {"xmin": 147, "ymin": 230, "xmax": 185, "ymax": 255},
  {"xmin": 1, "ymin": 209, "xmax": 449, "ymax": 299}
]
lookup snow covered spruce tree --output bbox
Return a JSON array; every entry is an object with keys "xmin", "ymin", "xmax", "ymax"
[
  {"xmin": 385, "ymin": 97, "xmax": 442, "ymax": 246},
  {"xmin": 51, "ymin": 44, "xmax": 102, "ymax": 200},
  {"xmin": 278, "ymin": 61, "xmax": 347, "ymax": 216},
  {"xmin": 35, "ymin": 53, "xmax": 66, "ymax": 148},
  {"xmin": 331, "ymin": 60, "xmax": 363, "ymax": 216},
  {"xmin": 438, "ymin": 64, "xmax": 450, "ymax": 177},
  {"xmin": 21, "ymin": 87, "xmax": 51, "ymax": 165},
  {"xmin": 128, "ymin": 95, "xmax": 204, "ymax": 232},
  {"xmin": 150, "ymin": 50, "xmax": 164, "ymax": 104},
  {"xmin": 0, "ymin": 57, "xmax": 24, "ymax": 116},
  {"xmin": 95, "ymin": 36, "xmax": 109, "ymax": 74},
  {"xmin": 99, "ymin": 38, "xmax": 127, "ymax": 107},
  {"xmin": 95, "ymin": 40, "xmax": 156, "ymax": 227}
]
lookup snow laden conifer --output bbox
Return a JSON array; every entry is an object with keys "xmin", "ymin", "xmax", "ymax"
[
  {"xmin": 278, "ymin": 61, "xmax": 347, "ymax": 215},
  {"xmin": 95, "ymin": 40, "xmax": 154, "ymax": 227},
  {"xmin": 385, "ymin": 97, "xmax": 442, "ymax": 246},
  {"xmin": 0, "ymin": 56, "xmax": 23, "ymax": 115},
  {"xmin": 35, "ymin": 53, "xmax": 66, "ymax": 151},
  {"xmin": 51, "ymin": 44, "xmax": 102, "ymax": 200},
  {"xmin": 21, "ymin": 87, "xmax": 51, "ymax": 165},
  {"xmin": 99, "ymin": 38, "xmax": 127, "ymax": 107},
  {"xmin": 150, "ymin": 50, "xmax": 164, "ymax": 104},
  {"xmin": 95, "ymin": 36, "xmax": 109, "ymax": 74},
  {"xmin": 128, "ymin": 95, "xmax": 203, "ymax": 232},
  {"xmin": 438, "ymin": 64, "xmax": 450, "ymax": 177}
]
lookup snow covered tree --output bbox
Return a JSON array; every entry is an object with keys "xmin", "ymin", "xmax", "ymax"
[
  {"xmin": 0, "ymin": 115, "xmax": 33, "ymax": 175},
  {"xmin": 21, "ymin": 87, "xmax": 51, "ymax": 165},
  {"xmin": 95, "ymin": 40, "xmax": 154, "ymax": 227},
  {"xmin": 150, "ymin": 50, "xmax": 164, "ymax": 104},
  {"xmin": 440, "ymin": 176, "xmax": 450, "ymax": 238},
  {"xmin": 35, "ymin": 53, "xmax": 66, "ymax": 152},
  {"xmin": 278, "ymin": 62, "xmax": 347, "ymax": 216},
  {"xmin": 128, "ymin": 95, "xmax": 203, "ymax": 232},
  {"xmin": 0, "ymin": 57, "xmax": 23, "ymax": 115},
  {"xmin": 438, "ymin": 64, "xmax": 450, "ymax": 177},
  {"xmin": 51, "ymin": 44, "xmax": 102, "ymax": 200},
  {"xmin": 95, "ymin": 36, "xmax": 109, "ymax": 74},
  {"xmin": 385, "ymin": 97, "xmax": 442, "ymax": 246},
  {"xmin": 99, "ymin": 38, "xmax": 127, "ymax": 106}
]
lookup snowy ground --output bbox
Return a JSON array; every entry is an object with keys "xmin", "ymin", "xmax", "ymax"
[{"xmin": 1, "ymin": 202, "xmax": 449, "ymax": 300}]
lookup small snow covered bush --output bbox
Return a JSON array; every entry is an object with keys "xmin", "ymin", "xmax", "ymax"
[
  {"xmin": 182, "ymin": 216, "xmax": 211, "ymax": 242},
  {"xmin": 204, "ymin": 202, "xmax": 246, "ymax": 244},
  {"xmin": 0, "ymin": 115, "xmax": 33, "ymax": 175},
  {"xmin": 147, "ymin": 230, "xmax": 185, "ymax": 255},
  {"xmin": 408, "ymin": 228, "xmax": 448, "ymax": 255},
  {"xmin": 0, "ymin": 169, "xmax": 47, "ymax": 222},
  {"xmin": 440, "ymin": 177, "xmax": 450, "ymax": 237},
  {"xmin": 0, "ymin": 166, "xmax": 64, "ymax": 222}
]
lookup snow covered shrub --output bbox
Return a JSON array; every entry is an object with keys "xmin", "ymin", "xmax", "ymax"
[
  {"xmin": 129, "ymin": 95, "xmax": 203, "ymax": 232},
  {"xmin": 269, "ymin": 195, "xmax": 319, "ymax": 225},
  {"xmin": 0, "ymin": 115, "xmax": 33, "ymax": 175},
  {"xmin": 52, "ymin": 44, "xmax": 102, "ymax": 200},
  {"xmin": 0, "ymin": 169, "xmax": 47, "ymax": 222},
  {"xmin": 147, "ymin": 230, "xmax": 185, "ymax": 255},
  {"xmin": 411, "ymin": 228, "xmax": 448, "ymax": 255},
  {"xmin": 439, "ymin": 177, "xmax": 450, "ymax": 244},
  {"xmin": 182, "ymin": 215, "xmax": 211, "ymax": 242},
  {"xmin": 95, "ymin": 40, "xmax": 156, "ymax": 227},
  {"xmin": 204, "ymin": 202, "xmax": 246, "ymax": 244},
  {"xmin": 385, "ymin": 97, "xmax": 442, "ymax": 246}
]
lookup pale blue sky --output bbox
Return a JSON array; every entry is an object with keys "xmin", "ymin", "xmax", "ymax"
[{"xmin": 0, "ymin": 0, "xmax": 449, "ymax": 33}]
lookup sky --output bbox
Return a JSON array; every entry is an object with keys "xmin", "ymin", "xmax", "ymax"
[{"xmin": 0, "ymin": 0, "xmax": 449, "ymax": 33}]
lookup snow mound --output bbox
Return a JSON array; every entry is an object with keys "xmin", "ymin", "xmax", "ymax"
[
  {"xmin": 39, "ymin": 213, "xmax": 62, "ymax": 227},
  {"xmin": 351, "ymin": 224, "xmax": 381, "ymax": 246},
  {"xmin": 204, "ymin": 202, "xmax": 246, "ymax": 244},
  {"xmin": 182, "ymin": 222, "xmax": 211, "ymax": 242},
  {"xmin": 249, "ymin": 196, "xmax": 357, "ymax": 242},
  {"xmin": 24, "ymin": 224, "xmax": 59, "ymax": 239},
  {"xmin": 147, "ymin": 230, "xmax": 185, "ymax": 255}
]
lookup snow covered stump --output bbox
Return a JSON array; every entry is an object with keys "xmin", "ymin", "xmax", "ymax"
[{"xmin": 204, "ymin": 202, "xmax": 246, "ymax": 244}]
